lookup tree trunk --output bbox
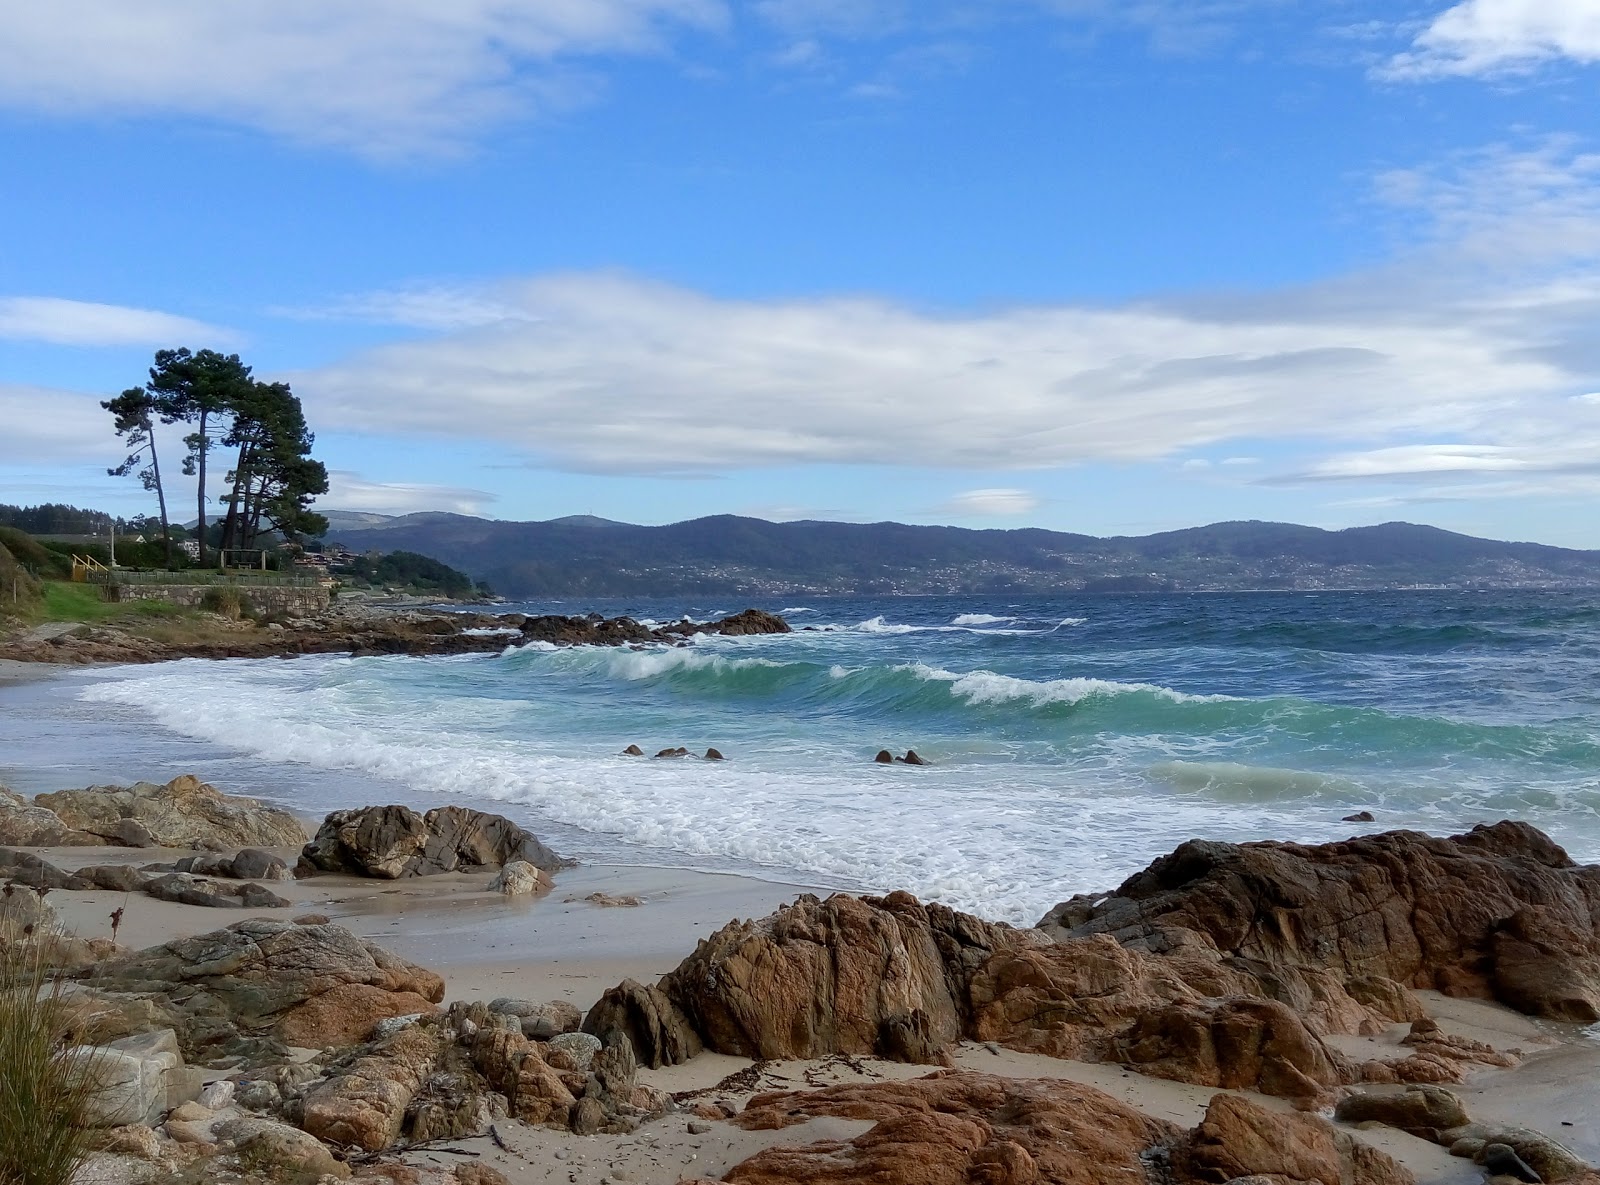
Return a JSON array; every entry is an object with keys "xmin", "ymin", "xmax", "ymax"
[
  {"xmin": 196, "ymin": 410, "xmax": 209, "ymax": 568},
  {"xmin": 146, "ymin": 413, "xmax": 173, "ymax": 568}
]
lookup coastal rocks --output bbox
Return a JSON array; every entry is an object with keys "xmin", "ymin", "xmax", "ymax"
[
  {"xmin": 1037, "ymin": 821, "xmax": 1600, "ymax": 1025},
  {"xmin": 488, "ymin": 860, "xmax": 551, "ymax": 897},
  {"xmin": 488, "ymin": 997, "xmax": 582, "ymax": 1040},
  {"xmin": 699, "ymin": 609, "xmax": 792, "ymax": 637},
  {"xmin": 1335, "ymin": 1086, "xmax": 1471, "ymax": 1139},
  {"xmin": 300, "ymin": 1026, "xmax": 444, "ymax": 1151},
  {"xmin": 176, "ymin": 848, "xmax": 292, "ymax": 882},
  {"xmin": 699, "ymin": 1071, "xmax": 1411, "ymax": 1185},
  {"xmin": 1335, "ymin": 1087, "xmax": 1597, "ymax": 1183},
  {"xmin": 89, "ymin": 918, "xmax": 445, "ymax": 1055},
  {"xmin": 1177, "ymin": 1092, "xmax": 1413, "ymax": 1185},
  {"xmin": 0, "ymin": 787, "xmax": 105, "ymax": 845},
  {"xmin": 1107, "ymin": 996, "xmax": 1344, "ymax": 1103},
  {"xmin": 142, "ymin": 871, "xmax": 292, "ymax": 909},
  {"xmin": 216, "ymin": 1116, "xmax": 350, "ymax": 1180},
  {"xmin": 298, "ymin": 804, "xmax": 570, "ymax": 879},
  {"xmin": 1, "ymin": 846, "xmax": 90, "ymax": 890},
  {"xmin": 61, "ymin": 1029, "xmax": 203, "ymax": 1127},
  {"xmin": 583, "ymin": 978, "xmax": 702, "ymax": 1069},
  {"xmin": 34, "ymin": 775, "xmax": 307, "ymax": 851}
]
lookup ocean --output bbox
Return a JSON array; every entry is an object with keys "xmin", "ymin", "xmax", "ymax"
[{"xmin": 4, "ymin": 589, "xmax": 1599, "ymax": 926}]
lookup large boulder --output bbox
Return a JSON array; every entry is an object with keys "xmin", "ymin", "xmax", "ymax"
[
  {"xmin": 1040, "ymin": 821, "xmax": 1600, "ymax": 1024},
  {"xmin": 300, "ymin": 1026, "xmax": 444, "ymax": 1152},
  {"xmin": 1176, "ymin": 1091, "xmax": 1413, "ymax": 1185},
  {"xmin": 0, "ymin": 787, "xmax": 105, "ymax": 846},
  {"xmin": 88, "ymin": 919, "xmax": 445, "ymax": 1054},
  {"xmin": 34, "ymin": 775, "xmax": 307, "ymax": 851},
  {"xmin": 298, "ymin": 804, "xmax": 569, "ymax": 879},
  {"xmin": 695, "ymin": 1071, "xmax": 1411, "ymax": 1185}
]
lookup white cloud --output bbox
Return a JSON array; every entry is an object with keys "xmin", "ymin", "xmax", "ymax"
[
  {"xmin": 321, "ymin": 472, "xmax": 498, "ymax": 516},
  {"xmin": 0, "ymin": 385, "xmax": 116, "ymax": 463},
  {"xmin": 272, "ymin": 141, "xmax": 1600, "ymax": 502},
  {"xmin": 1386, "ymin": 0, "xmax": 1600, "ymax": 78},
  {"xmin": 0, "ymin": 0, "xmax": 723, "ymax": 156},
  {"xmin": 940, "ymin": 488, "xmax": 1042, "ymax": 516},
  {"xmin": 276, "ymin": 287, "xmax": 536, "ymax": 331},
  {"xmin": 0, "ymin": 297, "xmax": 232, "ymax": 347},
  {"xmin": 297, "ymin": 267, "xmax": 1574, "ymax": 475}
]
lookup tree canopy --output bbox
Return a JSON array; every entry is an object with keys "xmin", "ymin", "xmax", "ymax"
[{"xmin": 107, "ymin": 349, "xmax": 328, "ymax": 567}]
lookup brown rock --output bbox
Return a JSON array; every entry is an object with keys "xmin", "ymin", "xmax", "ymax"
[
  {"xmin": 1177, "ymin": 1091, "xmax": 1413, "ymax": 1185},
  {"xmin": 36, "ymin": 775, "xmax": 307, "ymax": 850},
  {"xmin": 300, "ymin": 1026, "xmax": 444, "ymax": 1152},
  {"xmin": 582, "ymin": 978, "xmax": 702, "ymax": 1069},
  {"xmin": 1040, "ymin": 822, "xmax": 1600, "ymax": 1025},
  {"xmin": 873, "ymin": 750, "xmax": 894, "ymax": 764},
  {"xmin": 621, "ymin": 745, "xmax": 645, "ymax": 756},
  {"xmin": 1335, "ymin": 1086, "xmax": 1472, "ymax": 1138},
  {"xmin": 718, "ymin": 1071, "xmax": 1378, "ymax": 1185},
  {"xmin": 299, "ymin": 804, "xmax": 568, "ymax": 878}
]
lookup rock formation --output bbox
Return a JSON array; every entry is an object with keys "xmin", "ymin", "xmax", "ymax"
[
  {"xmin": 297, "ymin": 804, "xmax": 569, "ymax": 879},
  {"xmin": 87, "ymin": 918, "xmax": 445, "ymax": 1056},
  {"xmin": 589, "ymin": 824, "xmax": 1600, "ymax": 1104},
  {"xmin": 1039, "ymin": 820, "xmax": 1600, "ymax": 1024},
  {"xmin": 32, "ymin": 775, "xmax": 307, "ymax": 851},
  {"xmin": 684, "ymin": 1072, "xmax": 1412, "ymax": 1185}
]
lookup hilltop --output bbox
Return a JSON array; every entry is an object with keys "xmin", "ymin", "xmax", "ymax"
[{"xmin": 319, "ymin": 511, "xmax": 1600, "ymax": 597}]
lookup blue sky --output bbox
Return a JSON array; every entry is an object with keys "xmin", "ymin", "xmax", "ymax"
[{"xmin": 3, "ymin": 0, "xmax": 1600, "ymax": 545}]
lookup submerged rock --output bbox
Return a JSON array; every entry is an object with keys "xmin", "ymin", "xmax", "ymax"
[{"xmin": 298, "ymin": 803, "xmax": 570, "ymax": 879}]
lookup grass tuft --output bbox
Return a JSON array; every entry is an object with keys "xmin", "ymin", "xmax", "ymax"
[{"xmin": 0, "ymin": 915, "xmax": 106, "ymax": 1185}]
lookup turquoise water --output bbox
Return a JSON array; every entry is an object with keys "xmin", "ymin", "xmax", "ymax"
[{"xmin": 13, "ymin": 589, "xmax": 1600, "ymax": 924}]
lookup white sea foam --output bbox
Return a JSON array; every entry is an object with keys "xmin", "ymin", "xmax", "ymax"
[
  {"xmin": 898, "ymin": 662, "xmax": 1237, "ymax": 706},
  {"xmin": 952, "ymin": 613, "xmax": 1016, "ymax": 627},
  {"xmin": 782, "ymin": 607, "xmax": 818, "ymax": 614}
]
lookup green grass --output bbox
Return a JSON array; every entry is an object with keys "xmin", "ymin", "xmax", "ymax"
[{"xmin": 33, "ymin": 582, "xmax": 194, "ymax": 626}]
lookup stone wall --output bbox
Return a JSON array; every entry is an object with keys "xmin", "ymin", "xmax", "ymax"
[{"xmin": 107, "ymin": 582, "xmax": 331, "ymax": 615}]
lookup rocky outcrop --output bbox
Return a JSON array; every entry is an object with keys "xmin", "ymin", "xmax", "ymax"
[
  {"xmin": 1334, "ymin": 1086, "xmax": 1599, "ymax": 1183},
  {"xmin": 300, "ymin": 1026, "xmax": 445, "ymax": 1152},
  {"xmin": 1178, "ymin": 1091, "xmax": 1413, "ymax": 1185},
  {"xmin": 1, "ymin": 607, "xmax": 794, "ymax": 666},
  {"xmin": 88, "ymin": 919, "xmax": 445, "ymax": 1055},
  {"xmin": 1039, "ymin": 821, "xmax": 1600, "ymax": 1023},
  {"xmin": 176, "ymin": 849, "xmax": 291, "ymax": 881},
  {"xmin": 0, "ymin": 787, "xmax": 106, "ymax": 846},
  {"xmin": 690, "ymin": 1072, "xmax": 1412, "ymax": 1185},
  {"xmin": 34, "ymin": 775, "xmax": 307, "ymax": 851},
  {"xmin": 297, "ymin": 804, "xmax": 569, "ymax": 879},
  {"xmin": 592, "ymin": 824, "xmax": 1589, "ymax": 1102}
]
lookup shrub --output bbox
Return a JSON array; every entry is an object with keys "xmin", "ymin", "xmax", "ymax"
[
  {"xmin": 199, "ymin": 586, "xmax": 252, "ymax": 620},
  {"xmin": 0, "ymin": 915, "xmax": 105, "ymax": 1185}
]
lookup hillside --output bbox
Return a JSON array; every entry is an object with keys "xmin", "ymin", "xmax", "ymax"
[{"xmin": 320, "ymin": 513, "xmax": 1600, "ymax": 597}]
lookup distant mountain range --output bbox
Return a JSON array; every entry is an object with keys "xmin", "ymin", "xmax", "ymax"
[{"xmin": 317, "ymin": 511, "xmax": 1600, "ymax": 597}]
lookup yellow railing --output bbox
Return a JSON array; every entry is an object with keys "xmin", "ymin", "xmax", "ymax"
[{"xmin": 70, "ymin": 554, "xmax": 109, "ymax": 582}]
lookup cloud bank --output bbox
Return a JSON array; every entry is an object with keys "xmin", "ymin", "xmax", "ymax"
[
  {"xmin": 0, "ymin": 0, "xmax": 722, "ymax": 156},
  {"xmin": 0, "ymin": 297, "xmax": 231, "ymax": 347}
]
